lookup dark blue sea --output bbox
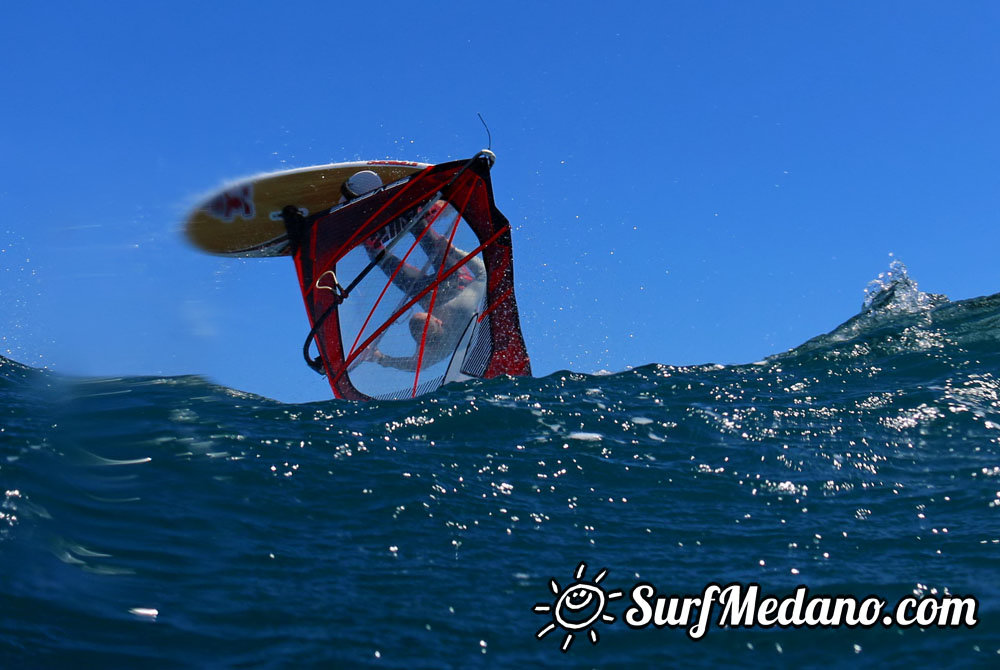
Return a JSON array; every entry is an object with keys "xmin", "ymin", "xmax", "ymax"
[{"xmin": 2, "ymin": 267, "xmax": 999, "ymax": 668}]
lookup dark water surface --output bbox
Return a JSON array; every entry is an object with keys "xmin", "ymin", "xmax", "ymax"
[{"xmin": 2, "ymin": 272, "xmax": 999, "ymax": 668}]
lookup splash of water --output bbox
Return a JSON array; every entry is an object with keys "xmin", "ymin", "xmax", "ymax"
[{"xmin": 861, "ymin": 258, "xmax": 944, "ymax": 315}]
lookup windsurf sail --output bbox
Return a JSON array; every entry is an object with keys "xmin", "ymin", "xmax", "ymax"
[{"xmin": 284, "ymin": 151, "xmax": 531, "ymax": 401}]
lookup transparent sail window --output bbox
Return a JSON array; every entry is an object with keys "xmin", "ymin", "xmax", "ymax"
[{"xmin": 336, "ymin": 200, "xmax": 487, "ymax": 399}]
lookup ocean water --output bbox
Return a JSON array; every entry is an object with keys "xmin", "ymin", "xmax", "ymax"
[{"xmin": 2, "ymin": 266, "xmax": 999, "ymax": 668}]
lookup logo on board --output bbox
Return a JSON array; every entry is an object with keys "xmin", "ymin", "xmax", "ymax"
[{"xmin": 206, "ymin": 185, "xmax": 255, "ymax": 222}]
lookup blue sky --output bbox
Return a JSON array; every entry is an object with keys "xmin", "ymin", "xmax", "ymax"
[{"xmin": 2, "ymin": 1, "xmax": 998, "ymax": 402}]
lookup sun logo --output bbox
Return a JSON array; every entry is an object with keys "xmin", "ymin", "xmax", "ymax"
[{"xmin": 533, "ymin": 562, "xmax": 623, "ymax": 652}]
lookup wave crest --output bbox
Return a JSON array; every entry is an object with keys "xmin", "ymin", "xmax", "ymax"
[{"xmin": 773, "ymin": 260, "xmax": 999, "ymax": 364}]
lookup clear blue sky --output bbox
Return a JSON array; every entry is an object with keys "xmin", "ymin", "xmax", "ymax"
[{"xmin": 2, "ymin": 1, "xmax": 998, "ymax": 402}]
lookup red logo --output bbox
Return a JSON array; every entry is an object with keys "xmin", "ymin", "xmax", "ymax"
[
  {"xmin": 367, "ymin": 160, "xmax": 423, "ymax": 167},
  {"xmin": 206, "ymin": 185, "xmax": 255, "ymax": 222}
]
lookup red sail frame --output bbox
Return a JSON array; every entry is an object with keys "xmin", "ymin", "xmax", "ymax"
[{"xmin": 289, "ymin": 154, "xmax": 531, "ymax": 401}]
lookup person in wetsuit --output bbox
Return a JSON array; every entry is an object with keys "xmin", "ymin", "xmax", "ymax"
[{"xmin": 361, "ymin": 198, "xmax": 486, "ymax": 371}]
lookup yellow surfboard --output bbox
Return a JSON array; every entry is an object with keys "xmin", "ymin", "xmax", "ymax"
[{"xmin": 184, "ymin": 160, "xmax": 430, "ymax": 257}]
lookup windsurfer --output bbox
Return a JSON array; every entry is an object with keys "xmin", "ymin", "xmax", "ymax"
[{"xmin": 361, "ymin": 199, "xmax": 486, "ymax": 371}]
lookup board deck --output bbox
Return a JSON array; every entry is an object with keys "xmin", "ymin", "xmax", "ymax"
[{"xmin": 184, "ymin": 160, "xmax": 430, "ymax": 257}]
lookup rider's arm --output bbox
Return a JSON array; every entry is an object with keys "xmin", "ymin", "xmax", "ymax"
[{"xmin": 373, "ymin": 349, "xmax": 419, "ymax": 372}]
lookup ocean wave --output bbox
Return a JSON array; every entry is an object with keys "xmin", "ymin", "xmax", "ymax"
[{"xmin": 2, "ymin": 266, "xmax": 999, "ymax": 667}]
